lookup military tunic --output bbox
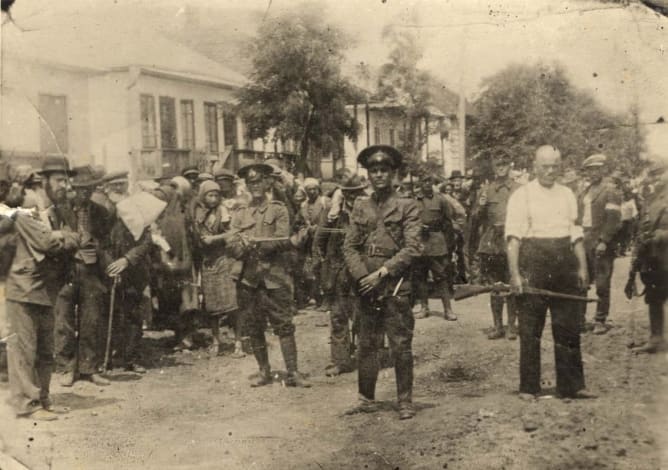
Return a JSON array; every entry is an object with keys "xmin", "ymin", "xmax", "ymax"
[
  {"xmin": 343, "ymin": 190, "xmax": 421, "ymax": 404},
  {"xmin": 412, "ymin": 193, "xmax": 454, "ymax": 305}
]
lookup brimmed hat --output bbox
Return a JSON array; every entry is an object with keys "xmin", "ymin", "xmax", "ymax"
[
  {"xmin": 197, "ymin": 172, "xmax": 214, "ymax": 183},
  {"xmin": 582, "ymin": 154, "xmax": 607, "ymax": 168},
  {"xmin": 103, "ymin": 171, "xmax": 129, "ymax": 185},
  {"xmin": 303, "ymin": 177, "xmax": 320, "ymax": 189},
  {"xmin": 71, "ymin": 165, "xmax": 103, "ymax": 188},
  {"xmin": 340, "ymin": 174, "xmax": 367, "ymax": 191},
  {"xmin": 238, "ymin": 163, "xmax": 273, "ymax": 181},
  {"xmin": 357, "ymin": 145, "xmax": 402, "ymax": 170},
  {"xmin": 38, "ymin": 156, "xmax": 76, "ymax": 176},
  {"xmin": 449, "ymin": 170, "xmax": 464, "ymax": 180}
]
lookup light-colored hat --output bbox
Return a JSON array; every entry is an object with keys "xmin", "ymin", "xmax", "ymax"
[{"xmin": 303, "ymin": 177, "xmax": 320, "ymax": 189}]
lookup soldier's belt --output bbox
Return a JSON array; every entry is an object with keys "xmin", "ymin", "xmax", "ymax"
[{"xmin": 366, "ymin": 244, "xmax": 396, "ymax": 258}]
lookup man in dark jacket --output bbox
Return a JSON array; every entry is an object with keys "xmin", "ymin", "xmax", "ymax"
[
  {"xmin": 578, "ymin": 154, "xmax": 622, "ymax": 334},
  {"xmin": 343, "ymin": 145, "xmax": 422, "ymax": 420}
]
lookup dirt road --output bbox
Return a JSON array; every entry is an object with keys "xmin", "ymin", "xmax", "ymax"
[{"xmin": 1, "ymin": 257, "xmax": 666, "ymax": 469}]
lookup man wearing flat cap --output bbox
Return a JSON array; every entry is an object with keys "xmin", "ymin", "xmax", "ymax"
[
  {"xmin": 54, "ymin": 166, "xmax": 114, "ymax": 387},
  {"xmin": 228, "ymin": 163, "xmax": 310, "ymax": 387},
  {"xmin": 343, "ymin": 145, "xmax": 422, "ymax": 420},
  {"xmin": 577, "ymin": 154, "xmax": 622, "ymax": 335},
  {"xmin": 475, "ymin": 151, "xmax": 521, "ymax": 340}
]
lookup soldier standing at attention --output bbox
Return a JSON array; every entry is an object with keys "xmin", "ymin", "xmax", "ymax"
[
  {"xmin": 230, "ymin": 163, "xmax": 310, "ymax": 388},
  {"xmin": 578, "ymin": 154, "xmax": 622, "ymax": 335},
  {"xmin": 475, "ymin": 152, "xmax": 520, "ymax": 340},
  {"xmin": 506, "ymin": 145, "xmax": 594, "ymax": 399},
  {"xmin": 343, "ymin": 145, "xmax": 422, "ymax": 420},
  {"xmin": 412, "ymin": 174, "xmax": 458, "ymax": 321},
  {"xmin": 626, "ymin": 160, "xmax": 668, "ymax": 354}
]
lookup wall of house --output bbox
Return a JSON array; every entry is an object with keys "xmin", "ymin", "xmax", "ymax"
[
  {"xmin": 130, "ymin": 73, "xmax": 241, "ymax": 175},
  {"xmin": 0, "ymin": 59, "xmax": 91, "ymax": 167},
  {"xmin": 88, "ymin": 71, "xmax": 130, "ymax": 172}
]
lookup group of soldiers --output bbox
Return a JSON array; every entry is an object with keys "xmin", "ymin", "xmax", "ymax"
[{"xmin": 0, "ymin": 141, "xmax": 665, "ymax": 422}]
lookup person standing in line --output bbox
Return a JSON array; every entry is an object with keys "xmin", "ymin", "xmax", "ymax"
[
  {"xmin": 626, "ymin": 160, "xmax": 668, "ymax": 354},
  {"xmin": 343, "ymin": 145, "xmax": 422, "ymax": 420},
  {"xmin": 505, "ymin": 145, "xmax": 594, "ymax": 400},
  {"xmin": 411, "ymin": 174, "xmax": 458, "ymax": 321},
  {"xmin": 577, "ymin": 154, "xmax": 622, "ymax": 335},
  {"xmin": 475, "ymin": 152, "xmax": 521, "ymax": 340},
  {"xmin": 229, "ymin": 163, "xmax": 310, "ymax": 388}
]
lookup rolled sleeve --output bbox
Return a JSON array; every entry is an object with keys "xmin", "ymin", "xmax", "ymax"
[
  {"xmin": 566, "ymin": 189, "xmax": 584, "ymax": 243},
  {"xmin": 504, "ymin": 187, "xmax": 527, "ymax": 241}
]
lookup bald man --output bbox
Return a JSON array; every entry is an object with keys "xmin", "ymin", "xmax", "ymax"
[{"xmin": 505, "ymin": 145, "xmax": 594, "ymax": 400}]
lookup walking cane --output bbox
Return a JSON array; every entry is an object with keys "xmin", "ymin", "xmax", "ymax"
[{"xmin": 104, "ymin": 276, "xmax": 120, "ymax": 372}]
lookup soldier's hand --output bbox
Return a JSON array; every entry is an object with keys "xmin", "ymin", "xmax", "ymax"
[
  {"xmin": 201, "ymin": 235, "xmax": 214, "ymax": 246},
  {"xmin": 107, "ymin": 257, "xmax": 129, "ymax": 277},
  {"xmin": 624, "ymin": 275, "xmax": 637, "ymax": 300},
  {"xmin": 595, "ymin": 242, "xmax": 607, "ymax": 257},
  {"xmin": 359, "ymin": 267, "xmax": 389, "ymax": 295}
]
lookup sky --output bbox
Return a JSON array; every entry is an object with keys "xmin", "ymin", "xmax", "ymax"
[{"xmin": 3, "ymin": 0, "xmax": 667, "ymax": 157}]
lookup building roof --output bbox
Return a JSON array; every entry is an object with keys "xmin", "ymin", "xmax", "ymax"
[{"xmin": 2, "ymin": 22, "xmax": 247, "ymax": 89}]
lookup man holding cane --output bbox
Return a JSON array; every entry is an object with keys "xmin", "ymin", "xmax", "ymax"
[{"xmin": 505, "ymin": 145, "xmax": 595, "ymax": 399}]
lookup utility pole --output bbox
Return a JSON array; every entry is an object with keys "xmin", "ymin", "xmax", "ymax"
[{"xmin": 458, "ymin": 91, "xmax": 466, "ymax": 173}]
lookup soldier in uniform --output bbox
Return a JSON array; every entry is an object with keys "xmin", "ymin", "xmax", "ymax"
[
  {"xmin": 343, "ymin": 145, "xmax": 422, "ymax": 420},
  {"xmin": 411, "ymin": 174, "xmax": 458, "ymax": 321},
  {"xmin": 230, "ymin": 163, "xmax": 310, "ymax": 388},
  {"xmin": 577, "ymin": 154, "xmax": 622, "ymax": 335},
  {"xmin": 626, "ymin": 160, "xmax": 668, "ymax": 353},
  {"xmin": 315, "ymin": 174, "xmax": 367, "ymax": 376},
  {"xmin": 475, "ymin": 152, "xmax": 520, "ymax": 339}
]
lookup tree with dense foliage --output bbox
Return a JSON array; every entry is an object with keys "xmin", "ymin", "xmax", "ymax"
[
  {"xmin": 238, "ymin": 5, "xmax": 361, "ymax": 175},
  {"xmin": 467, "ymin": 63, "xmax": 645, "ymax": 177},
  {"xmin": 375, "ymin": 27, "xmax": 434, "ymax": 170}
]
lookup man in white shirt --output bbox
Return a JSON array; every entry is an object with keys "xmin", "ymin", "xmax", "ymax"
[{"xmin": 506, "ymin": 145, "xmax": 594, "ymax": 399}]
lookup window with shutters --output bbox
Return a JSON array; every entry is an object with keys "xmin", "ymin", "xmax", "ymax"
[
  {"xmin": 223, "ymin": 111, "xmax": 237, "ymax": 148},
  {"xmin": 204, "ymin": 102, "xmax": 219, "ymax": 153},
  {"xmin": 373, "ymin": 127, "xmax": 381, "ymax": 145},
  {"xmin": 180, "ymin": 100, "xmax": 195, "ymax": 149},
  {"xmin": 159, "ymin": 96, "xmax": 177, "ymax": 149},
  {"xmin": 140, "ymin": 94, "xmax": 157, "ymax": 149},
  {"xmin": 39, "ymin": 94, "xmax": 69, "ymax": 154}
]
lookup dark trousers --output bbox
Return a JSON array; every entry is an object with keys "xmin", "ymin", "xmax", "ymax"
[
  {"xmin": 358, "ymin": 295, "xmax": 414, "ymax": 404},
  {"xmin": 239, "ymin": 284, "xmax": 295, "ymax": 340},
  {"xmin": 517, "ymin": 238, "xmax": 585, "ymax": 397},
  {"xmin": 6, "ymin": 300, "xmax": 54, "ymax": 414},
  {"xmin": 112, "ymin": 288, "xmax": 144, "ymax": 367},
  {"xmin": 54, "ymin": 265, "xmax": 107, "ymax": 375},
  {"xmin": 330, "ymin": 286, "xmax": 359, "ymax": 368},
  {"xmin": 584, "ymin": 233, "xmax": 615, "ymax": 322},
  {"xmin": 412, "ymin": 255, "xmax": 450, "ymax": 305}
]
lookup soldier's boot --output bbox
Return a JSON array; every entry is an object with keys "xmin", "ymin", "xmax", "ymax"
[
  {"xmin": 395, "ymin": 349, "xmax": 415, "ymax": 420},
  {"xmin": 487, "ymin": 297, "xmax": 505, "ymax": 339},
  {"xmin": 280, "ymin": 335, "xmax": 311, "ymax": 388},
  {"xmin": 413, "ymin": 301, "xmax": 430, "ymax": 319},
  {"xmin": 317, "ymin": 295, "xmax": 334, "ymax": 313},
  {"xmin": 633, "ymin": 302, "xmax": 666, "ymax": 354},
  {"xmin": 327, "ymin": 333, "xmax": 353, "ymax": 376},
  {"xmin": 250, "ymin": 337, "xmax": 273, "ymax": 387},
  {"xmin": 441, "ymin": 295, "xmax": 458, "ymax": 321},
  {"xmin": 506, "ymin": 298, "xmax": 518, "ymax": 340}
]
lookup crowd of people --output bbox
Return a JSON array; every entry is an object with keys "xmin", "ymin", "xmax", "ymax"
[{"xmin": 0, "ymin": 143, "xmax": 665, "ymax": 422}]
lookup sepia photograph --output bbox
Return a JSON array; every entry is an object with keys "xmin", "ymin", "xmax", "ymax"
[{"xmin": 0, "ymin": 0, "xmax": 667, "ymax": 468}]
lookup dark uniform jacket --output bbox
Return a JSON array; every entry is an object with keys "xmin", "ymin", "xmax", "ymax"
[
  {"xmin": 230, "ymin": 199, "xmax": 292, "ymax": 290},
  {"xmin": 415, "ymin": 193, "xmax": 452, "ymax": 257},
  {"xmin": 634, "ymin": 183, "xmax": 668, "ymax": 274},
  {"xmin": 343, "ymin": 191, "xmax": 422, "ymax": 297},
  {"xmin": 476, "ymin": 178, "xmax": 520, "ymax": 256},
  {"xmin": 577, "ymin": 177, "xmax": 622, "ymax": 246},
  {"xmin": 101, "ymin": 217, "xmax": 152, "ymax": 295}
]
